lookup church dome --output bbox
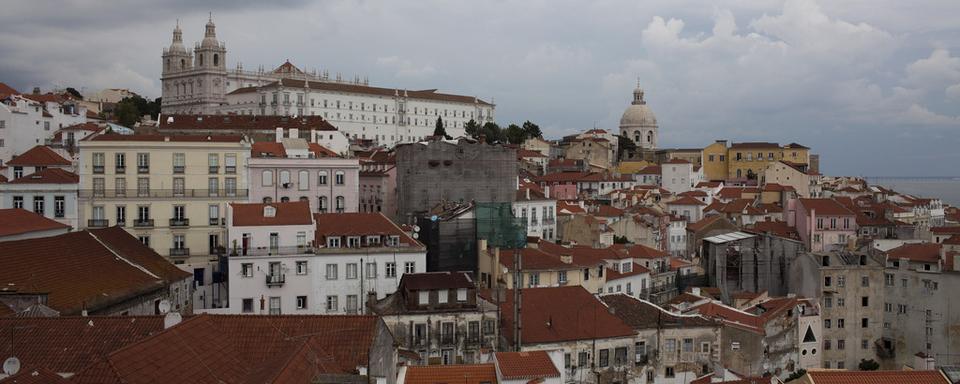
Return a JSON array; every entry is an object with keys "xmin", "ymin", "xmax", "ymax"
[
  {"xmin": 167, "ymin": 23, "xmax": 187, "ymax": 54},
  {"xmin": 200, "ymin": 17, "xmax": 220, "ymax": 48},
  {"xmin": 619, "ymin": 85, "xmax": 657, "ymax": 127}
]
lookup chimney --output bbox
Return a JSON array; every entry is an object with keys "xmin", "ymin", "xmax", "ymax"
[
  {"xmin": 275, "ymin": 127, "xmax": 283, "ymax": 142},
  {"xmin": 560, "ymin": 254, "xmax": 572, "ymax": 264},
  {"xmin": 914, "ymin": 352, "xmax": 936, "ymax": 370},
  {"xmin": 526, "ymin": 188, "xmax": 531, "ymax": 200},
  {"xmin": 544, "ymin": 185, "xmax": 551, "ymax": 198},
  {"xmin": 310, "ymin": 129, "xmax": 316, "ymax": 143},
  {"xmin": 289, "ymin": 128, "xmax": 299, "ymax": 139},
  {"xmin": 32, "ymin": 87, "xmax": 40, "ymax": 95},
  {"xmin": 692, "ymin": 287, "xmax": 701, "ymax": 297}
]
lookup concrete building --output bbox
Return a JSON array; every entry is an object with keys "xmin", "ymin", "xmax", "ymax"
[
  {"xmin": 763, "ymin": 161, "xmax": 812, "ymax": 198},
  {"xmin": 396, "ymin": 139, "xmax": 516, "ymax": 223},
  {"xmin": 700, "ymin": 230, "xmax": 805, "ymax": 298},
  {"xmin": 0, "ymin": 167, "xmax": 79, "ymax": 228},
  {"xmin": 512, "ymin": 186, "xmax": 557, "ymax": 241},
  {"xmin": 77, "ymin": 133, "xmax": 252, "ymax": 266},
  {"xmin": 0, "ymin": 208, "xmax": 71, "ymax": 242},
  {"xmin": 371, "ymin": 272, "xmax": 499, "ymax": 365},
  {"xmin": 787, "ymin": 198, "xmax": 858, "ymax": 252},
  {"xmin": 661, "ymin": 159, "xmax": 696, "ymax": 194},
  {"xmin": 224, "ymin": 211, "xmax": 426, "ymax": 315},
  {"xmin": 161, "ymin": 19, "xmax": 494, "ymax": 146},
  {"xmin": 359, "ymin": 156, "xmax": 398, "ymax": 221},
  {"xmin": 0, "ymin": 89, "xmax": 87, "ymax": 165},
  {"xmin": 701, "ymin": 140, "xmax": 810, "ymax": 182},
  {"xmin": 561, "ymin": 136, "xmax": 616, "ymax": 170},
  {"xmin": 247, "ymin": 131, "xmax": 359, "ymax": 213}
]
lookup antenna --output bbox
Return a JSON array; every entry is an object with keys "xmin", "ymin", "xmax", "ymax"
[
  {"xmin": 158, "ymin": 299, "xmax": 171, "ymax": 314},
  {"xmin": 3, "ymin": 357, "xmax": 21, "ymax": 376}
]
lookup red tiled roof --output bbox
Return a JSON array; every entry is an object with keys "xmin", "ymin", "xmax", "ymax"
[
  {"xmin": 500, "ymin": 286, "xmax": 635, "ymax": 345},
  {"xmin": 746, "ymin": 220, "xmax": 800, "ymax": 240},
  {"xmin": 931, "ymin": 226, "xmax": 960, "ymax": 235},
  {"xmin": 404, "ymin": 364, "xmax": 498, "ymax": 384},
  {"xmin": 308, "ymin": 143, "xmax": 338, "ymax": 157},
  {"xmin": 231, "ymin": 201, "xmax": 313, "ymax": 227},
  {"xmin": 517, "ymin": 148, "xmax": 547, "ymax": 158},
  {"xmin": 679, "ymin": 190, "xmax": 708, "ymax": 197},
  {"xmin": 798, "ymin": 198, "xmax": 856, "ymax": 216},
  {"xmin": 0, "ymin": 316, "xmax": 166, "ymax": 375},
  {"xmin": 624, "ymin": 243, "xmax": 668, "ymax": 259},
  {"xmin": 400, "ymin": 271, "xmax": 474, "ymax": 290},
  {"xmin": 314, "ymin": 212, "xmax": 420, "ymax": 247},
  {"xmin": 6, "ymin": 146, "xmax": 71, "ymax": 166},
  {"xmin": 606, "ymin": 263, "xmax": 651, "ymax": 280},
  {"xmin": 0, "ymin": 82, "xmax": 19, "ymax": 98},
  {"xmin": 251, "ymin": 141, "xmax": 286, "ymax": 157},
  {"xmin": 495, "ymin": 351, "xmax": 559, "ymax": 380},
  {"xmin": 943, "ymin": 235, "xmax": 960, "ymax": 245},
  {"xmin": 230, "ymin": 78, "xmax": 493, "ymax": 106},
  {"xmin": 1, "ymin": 366, "xmax": 71, "ymax": 383},
  {"xmin": 635, "ymin": 165, "xmax": 661, "ymax": 175},
  {"xmin": 667, "ymin": 196, "xmax": 707, "ymax": 206},
  {"xmin": 670, "ymin": 257, "xmax": 694, "ymax": 270},
  {"xmin": 160, "ymin": 114, "xmax": 337, "ymax": 132},
  {"xmin": 87, "ymin": 133, "xmax": 245, "ymax": 143},
  {"xmin": 70, "ymin": 314, "xmax": 384, "ymax": 384},
  {"xmin": 690, "ymin": 302, "xmax": 764, "ymax": 333},
  {"xmin": 802, "ymin": 370, "xmax": 949, "ymax": 384},
  {"xmin": 886, "ymin": 243, "xmax": 942, "ymax": 264},
  {"xmin": 0, "ymin": 227, "xmax": 190, "ymax": 315},
  {"xmin": 695, "ymin": 181, "xmax": 722, "ymax": 188},
  {"xmin": 595, "ymin": 204, "xmax": 624, "ymax": 217},
  {"xmin": 6, "ymin": 168, "xmax": 79, "ymax": 184},
  {"xmin": 557, "ymin": 201, "xmax": 585, "ymax": 215},
  {"xmin": 0, "ymin": 208, "xmax": 70, "ymax": 237},
  {"xmin": 687, "ymin": 215, "xmax": 725, "ymax": 232},
  {"xmin": 62, "ymin": 122, "xmax": 104, "ymax": 132},
  {"xmin": 499, "ymin": 248, "xmax": 592, "ymax": 270},
  {"xmin": 602, "ymin": 294, "xmax": 717, "ymax": 329}
]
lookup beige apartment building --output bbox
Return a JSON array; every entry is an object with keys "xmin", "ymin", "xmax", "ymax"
[{"xmin": 77, "ymin": 134, "xmax": 251, "ymax": 266}]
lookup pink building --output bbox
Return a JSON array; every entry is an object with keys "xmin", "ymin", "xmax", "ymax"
[
  {"xmin": 248, "ymin": 137, "xmax": 359, "ymax": 213},
  {"xmin": 359, "ymin": 150, "xmax": 398, "ymax": 221},
  {"xmin": 787, "ymin": 198, "xmax": 857, "ymax": 252}
]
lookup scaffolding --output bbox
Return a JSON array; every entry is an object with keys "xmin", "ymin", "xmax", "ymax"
[{"xmin": 475, "ymin": 202, "xmax": 527, "ymax": 249}]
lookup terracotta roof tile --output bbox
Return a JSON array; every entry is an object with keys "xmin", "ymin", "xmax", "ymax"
[
  {"xmin": 1, "ymin": 366, "xmax": 72, "ymax": 383},
  {"xmin": 686, "ymin": 216, "xmax": 725, "ymax": 232},
  {"xmin": 6, "ymin": 168, "xmax": 79, "ymax": 184},
  {"xmin": 6, "ymin": 146, "xmax": 71, "ymax": 166},
  {"xmin": 602, "ymin": 294, "xmax": 717, "ymax": 329},
  {"xmin": 400, "ymin": 271, "xmax": 474, "ymax": 290},
  {"xmin": 624, "ymin": 243, "xmax": 669, "ymax": 259},
  {"xmin": 231, "ymin": 201, "xmax": 313, "ymax": 227},
  {"xmin": 159, "ymin": 114, "xmax": 337, "ymax": 132},
  {"xmin": 886, "ymin": 243, "xmax": 942, "ymax": 264},
  {"xmin": 0, "ymin": 82, "xmax": 19, "ymax": 98},
  {"xmin": 0, "ymin": 227, "xmax": 190, "ymax": 315},
  {"xmin": 314, "ymin": 212, "xmax": 420, "ymax": 247},
  {"xmin": 0, "ymin": 208, "xmax": 70, "ymax": 237},
  {"xmin": 230, "ymin": 78, "xmax": 493, "ymax": 106},
  {"xmin": 404, "ymin": 364, "xmax": 498, "ymax": 384},
  {"xmin": 798, "ymin": 198, "xmax": 856, "ymax": 216},
  {"xmin": 802, "ymin": 370, "xmax": 949, "ymax": 384},
  {"xmin": 668, "ymin": 196, "xmax": 707, "ymax": 206},
  {"xmin": 494, "ymin": 351, "xmax": 559, "ymax": 380},
  {"xmin": 500, "ymin": 286, "xmax": 635, "ymax": 345},
  {"xmin": 931, "ymin": 226, "xmax": 960, "ymax": 235},
  {"xmin": 87, "ymin": 133, "xmax": 244, "ymax": 143}
]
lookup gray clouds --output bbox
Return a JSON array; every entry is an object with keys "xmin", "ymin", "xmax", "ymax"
[{"xmin": 1, "ymin": 0, "xmax": 958, "ymax": 176}]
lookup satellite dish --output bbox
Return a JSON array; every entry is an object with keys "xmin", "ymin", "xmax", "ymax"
[
  {"xmin": 412, "ymin": 233, "xmax": 419, "ymax": 239},
  {"xmin": 158, "ymin": 300, "xmax": 171, "ymax": 314},
  {"xmin": 413, "ymin": 225, "xmax": 420, "ymax": 232},
  {"xmin": 430, "ymin": 215, "xmax": 438, "ymax": 222},
  {"xmin": 3, "ymin": 357, "xmax": 21, "ymax": 376}
]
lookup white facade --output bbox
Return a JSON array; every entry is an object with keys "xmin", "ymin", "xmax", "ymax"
[
  {"xmin": 667, "ymin": 220, "xmax": 687, "ymax": 257},
  {"xmin": 160, "ymin": 19, "xmax": 494, "ymax": 147},
  {"xmin": 512, "ymin": 192, "xmax": 557, "ymax": 241},
  {"xmin": 661, "ymin": 162, "xmax": 694, "ymax": 194},
  {"xmin": 0, "ymin": 95, "xmax": 87, "ymax": 165},
  {"xmin": 0, "ymin": 180, "xmax": 79, "ymax": 228}
]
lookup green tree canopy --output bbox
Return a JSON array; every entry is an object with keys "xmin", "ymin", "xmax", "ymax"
[
  {"xmin": 785, "ymin": 369, "xmax": 807, "ymax": 382},
  {"xmin": 521, "ymin": 120, "xmax": 542, "ymax": 139},
  {"xmin": 465, "ymin": 119, "xmax": 481, "ymax": 138},
  {"xmin": 858, "ymin": 359, "xmax": 879, "ymax": 371},
  {"xmin": 505, "ymin": 123, "xmax": 526, "ymax": 144},
  {"xmin": 617, "ymin": 135, "xmax": 637, "ymax": 160},
  {"xmin": 433, "ymin": 116, "xmax": 450, "ymax": 139}
]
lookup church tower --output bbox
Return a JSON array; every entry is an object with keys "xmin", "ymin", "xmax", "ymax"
[
  {"xmin": 191, "ymin": 15, "xmax": 228, "ymax": 114},
  {"xmin": 619, "ymin": 81, "xmax": 659, "ymax": 150},
  {"xmin": 161, "ymin": 21, "xmax": 193, "ymax": 113}
]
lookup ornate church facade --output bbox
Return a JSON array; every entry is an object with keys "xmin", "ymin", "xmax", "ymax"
[
  {"xmin": 619, "ymin": 82, "xmax": 658, "ymax": 150},
  {"xmin": 161, "ymin": 18, "xmax": 495, "ymax": 146}
]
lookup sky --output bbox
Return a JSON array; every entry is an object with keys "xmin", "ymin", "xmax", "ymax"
[{"xmin": 1, "ymin": 0, "xmax": 959, "ymax": 176}]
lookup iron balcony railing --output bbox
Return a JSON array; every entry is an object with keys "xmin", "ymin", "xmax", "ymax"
[
  {"xmin": 115, "ymin": 166, "xmax": 126, "ymax": 174},
  {"xmin": 169, "ymin": 248, "xmax": 190, "ymax": 257},
  {"xmin": 87, "ymin": 219, "xmax": 109, "ymax": 228},
  {"xmin": 92, "ymin": 165, "xmax": 105, "ymax": 174},
  {"xmin": 209, "ymin": 166, "xmax": 219, "ymax": 174},
  {"xmin": 80, "ymin": 189, "xmax": 248, "ymax": 199},
  {"xmin": 266, "ymin": 274, "xmax": 285, "ymax": 287},
  {"xmin": 133, "ymin": 219, "xmax": 154, "ymax": 228},
  {"xmin": 232, "ymin": 246, "xmax": 314, "ymax": 257},
  {"xmin": 138, "ymin": 166, "xmax": 149, "ymax": 174},
  {"xmin": 169, "ymin": 218, "xmax": 190, "ymax": 227}
]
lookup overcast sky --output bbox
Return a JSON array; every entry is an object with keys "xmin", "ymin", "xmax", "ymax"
[{"xmin": 2, "ymin": 0, "xmax": 959, "ymax": 176}]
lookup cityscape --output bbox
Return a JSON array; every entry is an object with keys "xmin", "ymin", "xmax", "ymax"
[{"xmin": 1, "ymin": 2, "xmax": 959, "ymax": 384}]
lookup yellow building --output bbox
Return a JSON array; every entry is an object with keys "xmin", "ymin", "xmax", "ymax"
[
  {"xmin": 78, "ymin": 134, "xmax": 252, "ymax": 266},
  {"xmin": 701, "ymin": 140, "xmax": 809, "ymax": 182}
]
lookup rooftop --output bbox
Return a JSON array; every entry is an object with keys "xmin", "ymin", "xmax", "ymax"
[
  {"xmin": 601, "ymin": 294, "xmax": 717, "ymax": 329},
  {"xmin": 160, "ymin": 114, "xmax": 337, "ymax": 131},
  {"xmin": 87, "ymin": 133, "xmax": 245, "ymax": 143},
  {"xmin": 800, "ymin": 370, "xmax": 949, "ymax": 384},
  {"xmin": 6, "ymin": 145, "xmax": 71, "ymax": 166},
  {"xmin": 5, "ymin": 168, "xmax": 79, "ymax": 184},
  {"xmin": 230, "ymin": 201, "xmax": 313, "ymax": 227},
  {"xmin": 400, "ymin": 271, "xmax": 474, "ymax": 291},
  {"xmin": 403, "ymin": 364, "xmax": 498, "ymax": 384},
  {"xmin": 314, "ymin": 212, "xmax": 420, "ymax": 248},
  {"xmin": 0, "ymin": 208, "xmax": 70, "ymax": 237},
  {"xmin": 229, "ymin": 78, "xmax": 493, "ymax": 105},
  {"xmin": 494, "ymin": 351, "xmax": 560, "ymax": 380},
  {"xmin": 500, "ymin": 286, "xmax": 635, "ymax": 345}
]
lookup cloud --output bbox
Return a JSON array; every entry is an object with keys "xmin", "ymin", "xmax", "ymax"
[{"xmin": 375, "ymin": 56, "xmax": 437, "ymax": 79}]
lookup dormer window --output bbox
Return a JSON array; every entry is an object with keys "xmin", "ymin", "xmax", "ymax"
[
  {"xmin": 366, "ymin": 235, "xmax": 381, "ymax": 246},
  {"xmin": 326, "ymin": 236, "xmax": 341, "ymax": 248},
  {"xmin": 457, "ymin": 288, "xmax": 467, "ymax": 302},
  {"xmin": 263, "ymin": 205, "xmax": 276, "ymax": 217},
  {"xmin": 347, "ymin": 236, "xmax": 361, "ymax": 248},
  {"xmin": 387, "ymin": 235, "xmax": 400, "ymax": 247},
  {"xmin": 419, "ymin": 290, "xmax": 429, "ymax": 306}
]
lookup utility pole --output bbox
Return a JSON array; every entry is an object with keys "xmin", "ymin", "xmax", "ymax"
[{"xmin": 513, "ymin": 249, "xmax": 522, "ymax": 351}]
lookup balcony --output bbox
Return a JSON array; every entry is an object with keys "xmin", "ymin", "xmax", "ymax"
[
  {"xmin": 169, "ymin": 218, "xmax": 190, "ymax": 227},
  {"xmin": 173, "ymin": 165, "xmax": 185, "ymax": 174},
  {"xmin": 92, "ymin": 165, "xmax": 105, "ymax": 174},
  {"xmin": 137, "ymin": 166, "xmax": 149, "ymax": 174},
  {"xmin": 115, "ymin": 166, "xmax": 126, "ymax": 174},
  {"xmin": 80, "ymin": 189, "xmax": 249, "ymax": 199},
  {"xmin": 266, "ymin": 274, "xmax": 285, "ymax": 287},
  {"xmin": 209, "ymin": 166, "xmax": 219, "ymax": 174},
  {"xmin": 225, "ymin": 166, "xmax": 236, "ymax": 174},
  {"xmin": 231, "ymin": 245, "xmax": 314, "ymax": 257},
  {"xmin": 209, "ymin": 218, "xmax": 220, "ymax": 226},
  {"xmin": 133, "ymin": 219, "xmax": 154, "ymax": 228},
  {"xmin": 87, "ymin": 219, "xmax": 109, "ymax": 228},
  {"xmin": 169, "ymin": 248, "xmax": 190, "ymax": 257}
]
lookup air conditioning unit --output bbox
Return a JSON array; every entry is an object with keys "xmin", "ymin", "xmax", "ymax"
[{"xmin": 282, "ymin": 183, "xmax": 292, "ymax": 189}]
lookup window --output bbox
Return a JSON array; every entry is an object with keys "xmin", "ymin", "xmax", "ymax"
[
  {"xmin": 172, "ymin": 153, "xmax": 185, "ymax": 173},
  {"xmin": 224, "ymin": 153, "xmax": 237, "ymax": 173},
  {"xmin": 386, "ymin": 262, "xmax": 396, "ymax": 278},
  {"xmin": 862, "ymin": 296, "xmax": 869, "ymax": 307},
  {"xmin": 54, "ymin": 196, "xmax": 65, "ymax": 218},
  {"xmin": 208, "ymin": 205, "xmax": 220, "ymax": 225},
  {"xmin": 861, "ymin": 276, "xmax": 869, "ymax": 287},
  {"xmin": 862, "ymin": 318, "xmax": 869, "ymax": 328},
  {"xmin": 838, "ymin": 318, "xmax": 845, "ymax": 328},
  {"xmin": 528, "ymin": 272, "xmax": 540, "ymax": 287},
  {"xmin": 318, "ymin": 196, "xmax": 328, "ymax": 213},
  {"xmin": 346, "ymin": 295, "xmax": 358, "ymax": 313},
  {"xmin": 93, "ymin": 177, "xmax": 105, "ymax": 197},
  {"xmin": 558, "ymin": 270, "xmax": 567, "ymax": 284},
  {"xmin": 326, "ymin": 296, "xmax": 338, "ymax": 312},
  {"xmin": 241, "ymin": 263, "xmax": 253, "ymax": 277},
  {"xmin": 115, "ymin": 178, "xmax": 126, "ymax": 196},
  {"xmin": 837, "ymin": 339, "xmax": 845, "ymax": 350},
  {"xmin": 405, "ymin": 261, "xmax": 415, "ymax": 274},
  {"xmin": 137, "ymin": 177, "xmax": 149, "ymax": 196},
  {"xmin": 578, "ymin": 352, "xmax": 588, "ymax": 368},
  {"xmin": 824, "ymin": 276, "xmax": 832, "ymax": 287},
  {"xmin": 225, "ymin": 177, "xmax": 236, "ymax": 196},
  {"xmin": 335, "ymin": 196, "xmax": 345, "ymax": 213},
  {"xmin": 665, "ymin": 339, "xmax": 677, "ymax": 353},
  {"xmin": 92, "ymin": 152, "xmax": 105, "ymax": 173},
  {"xmin": 599, "ymin": 349, "xmax": 609, "ymax": 368},
  {"xmin": 326, "ymin": 264, "xmax": 338, "ymax": 279},
  {"xmin": 838, "ymin": 275, "xmax": 846, "ymax": 288},
  {"xmin": 838, "ymin": 298, "xmax": 845, "ymax": 307},
  {"xmin": 438, "ymin": 289, "xmax": 449, "ymax": 304},
  {"xmin": 138, "ymin": 235, "xmax": 150, "ymax": 246},
  {"xmin": 457, "ymin": 288, "xmax": 467, "ymax": 302},
  {"xmin": 296, "ymin": 296, "xmax": 307, "ymax": 309},
  {"xmin": 296, "ymin": 261, "xmax": 308, "ymax": 275},
  {"xmin": 261, "ymin": 170, "xmax": 273, "ymax": 186},
  {"xmin": 116, "ymin": 205, "xmax": 126, "ymax": 226},
  {"xmin": 32, "ymin": 196, "xmax": 44, "ymax": 214},
  {"xmin": 346, "ymin": 263, "xmax": 358, "ymax": 279},
  {"xmin": 279, "ymin": 170, "xmax": 291, "ymax": 186},
  {"xmin": 326, "ymin": 236, "xmax": 340, "ymax": 248},
  {"xmin": 137, "ymin": 153, "xmax": 149, "ymax": 173},
  {"xmin": 242, "ymin": 298, "xmax": 254, "ymax": 313},
  {"xmin": 12, "ymin": 167, "xmax": 22, "ymax": 179},
  {"xmin": 318, "ymin": 171, "xmax": 328, "ymax": 185},
  {"xmin": 824, "ymin": 319, "xmax": 831, "ymax": 329},
  {"xmin": 208, "ymin": 154, "xmax": 219, "ymax": 173},
  {"xmin": 665, "ymin": 366, "xmax": 675, "ymax": 378},
  {"xmin": 335, "ymin": 171, "xmax": 345, "ymax": 185},
  {"xmin": 173, "ymin": 177, "xmax": 185, "ymax": 196},
  {"xmin": 683, "ymin": 338, "xmax": 694, "ymax": 352},
  {"xmin": 298, "ymin": 171, "xmax": 309, "ymax": 190},
  {"xmin": 12, "ymin": 196, "xmax": 23, "ymax": 209}
]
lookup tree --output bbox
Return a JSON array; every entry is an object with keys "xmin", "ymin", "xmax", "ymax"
[
  {"xmin": 505, "ymin": 123, "xmax": 525, "ymax": 144},
  {"xmin": 480, "ymin": 122, "xmax": 504, "ymax": 143},
  {"xmin": 464, "ymin": 119, "xmax": 481, "ymax": 139},
  {"xmin": 521, "ymin": 120, "xmax": 542, "ymax": 140},
  {"xmin": 617, "ymin": 135, "xmax": 637, "ymax": 160},
  {"xmin": 858, "ymin": 359, "xmax": 879, "ymax": 371},
  {"xmin": 613, "ymin": 235, "xmax": 629, "ymax": 244},
  {"xmin": 785, "ymin": 369, "xmax": 807, "ymax": 382},
  {"xmin": 65, "ymin": 87, "xmax": 83, "ymax": 100},
  {"xmin": 433, "ymin": 116, "xmax": 450, "ymax": 139},
  {"xmin": 113, "ymin": 100, "xmax": 140, "ymax": 127}
]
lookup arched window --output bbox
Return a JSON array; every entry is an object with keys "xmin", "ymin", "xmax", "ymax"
[
  {"xmin": 213, "ymin": 53, "xmax": 219, "ymax": 66},
  {"xmin": 298, "ymin": 171, "xmax": 309, "ymax": 190},
  {"xmin": 263, "ymin": 197, "xmax": 273, "ymax": 203},
  {"xmin": 280, "ymin": 196, "xmax": 290, "ymax": 202},
  {"xmin": 261, "ymin": 170, "xmax": 273, "ymax": 187},
  {"xmin": 299, "ymin": 196, "xmax": 309, "ymax": 202},
  {"xmin": 335, "ymin": 171, "xmax": 345, "ymax": 185},
  {"xmin": 318, "ymin": 171, "xmax": 328, "ymax": 185},
  {"xmin": 736, "ymin": 169, "xmax": 742, "ymax": 178},
  {"xmin": 180, "ymin": 58, "xmax": 185, "ymax": 69},
  {"xmin": 335, "ymin": 196, "xmax": 345, "ymax": 212},
  {"xmin": 279, "ymin": 170, "xmax": 291, "ymax": 186},
  {"xmin": 634, "ymin": 132, "xmax": 640, "ymax": 143},
  {"xmin": 318, "ymin": 196, "xmax": 328, "ymax": 213},
  {"xmin": 646, "ymin": 132, "xmax": 652, "ymax": 144},
  {"xmin": 165, "ymin": 59, "xmax": 170, "ymax": 71},
  {"xmin": 199, "ymin": 54, "xmax": 204, "ymax": 66}
]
